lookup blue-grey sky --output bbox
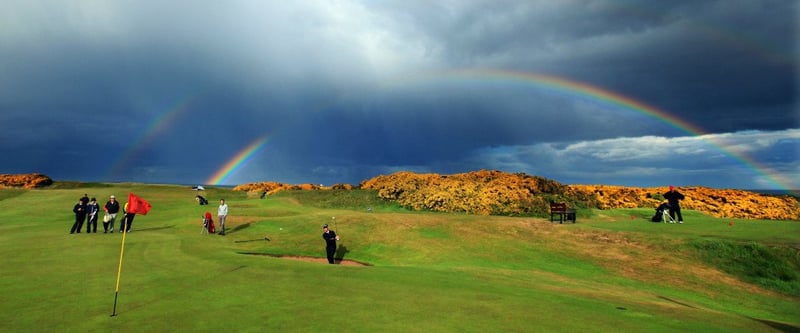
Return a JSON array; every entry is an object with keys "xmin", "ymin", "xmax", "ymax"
[{"xmin": 1, "ymin": 1, "xmax": 797, "ymax": 189}]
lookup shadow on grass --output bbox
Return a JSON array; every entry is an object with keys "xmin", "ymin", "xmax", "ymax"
[
  {"xmin": 134, "ymin": 226, "xmax": 174, "ymax": 232},
  {"xmin": 747, "ymin": 316, "xmax": 800, "ymax": 333},
  {"xmin": 234, "ymin": 237, "xmax": 270, "ymax": 243},
  {"xmin": 335, "ymin": 244, "xmax": 350, "ymax": 263},
  {"xmin": 230, "ymin": 223, "xmax": 251, "ymax": 234},
  {"xmin": 657, "ymin": 295, "xmax": 697, "ymax": 309}
]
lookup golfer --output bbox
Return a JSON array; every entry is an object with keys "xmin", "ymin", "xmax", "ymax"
[
  {"xmin": 663, "ymin": 185, "xmax": 685, "ymax": 224},
  {"xmin": 121, "ymin": 201, "xmax": 135, "ymax": 233},
  {"xmin": 218, "ymin": 199, "xmax": 228, "ymax": 235},
  {"xmin": 86, "ymin": 198, "xmax": 99, "ymax": 233},
  {"xmin": 322, "ymin": 224, "xmax": 339, "ymax": 264},
  {"xmin": 103, "ymin": 195, "xmax": 120, "ymax": 233},
  {"xmin": 70, "ymin": 198, "xmax": 86, "ymax": 234},
  {"xmin": 80, "ymin": 193, "xmax": 90, "ymax": 226}
]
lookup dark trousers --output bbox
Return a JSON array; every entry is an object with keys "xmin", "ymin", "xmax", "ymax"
[
  {"xmin": 326, "ymin": 246, "xmax": 336, "ymax": 264},
  {"xmin": 86, "ymin": 215, "xmax": 98, "ymax": 233},
  {"xmin": 70, "ymin": 214, "xmax": 85, "ymax": 233},
  {"xmin": 669, "ymin": 207, "xmax": 683, "ymax": 222},
  {"xmin": 122, "ymin": 213, "xmax": 136, "ymax": 232}
]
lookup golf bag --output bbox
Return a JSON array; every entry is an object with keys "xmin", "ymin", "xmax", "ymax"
[
  {"xmin": 202, "ymin": 211, "xmax": 215, "ymax": 234},
  {"xmin": 196, "ymin": 195, "xmax": 209, "ymax": 205},
  {"xmin": 652, "ymin": 203, "xmax": 670, "ymax": 222}
]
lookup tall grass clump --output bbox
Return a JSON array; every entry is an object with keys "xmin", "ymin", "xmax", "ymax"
[{"xmin": 690, "ymin": 239, "xmax": 800, "ymax": 296}]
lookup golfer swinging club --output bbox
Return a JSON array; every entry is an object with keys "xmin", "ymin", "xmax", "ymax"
[{"xmin": 322, "ymin": 223, "xmax": 339, "ymax": 264}]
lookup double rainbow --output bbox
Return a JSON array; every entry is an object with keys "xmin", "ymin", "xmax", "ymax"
[
  {"xmin": 105, "ymin": 97, "xmax": 195, "ymax": 181},
  {"xmin": 203, "ymin": 68, "xmax": 792, "ymax": 190},
  {"xmin": 436, "ymin": 69, "xmax": 792, "ymax": 190},
  {"xmin": 205, "ymin": 136, "xmax": 271, "ymax": 185}
]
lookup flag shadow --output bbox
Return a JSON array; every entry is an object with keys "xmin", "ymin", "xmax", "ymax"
[{"xmin": 134, "ymin": 226, "xmax": 174, "ymax": 232}]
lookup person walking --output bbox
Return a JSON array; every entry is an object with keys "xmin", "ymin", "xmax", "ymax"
[
  {"xmin": 217, "ymin": 199, "xmax": 228, "ymax": 235},
  {"xmin": 85, "ymin": 198, "xmax": 99, "ymax": 233},
  {"xmin": 70, "ymin": 198, "xmax": 86, "ymax": 234},
  {"xmin": 322, "ymin": 224, "xmax": 339, "ymax": 264},
  {"xmin": 663, "ymin": 185, "xmax": 685, "ymax": 224},
  {"xmin": 103, "ymin": 195, "xmax": 120, "ymax": 233}
]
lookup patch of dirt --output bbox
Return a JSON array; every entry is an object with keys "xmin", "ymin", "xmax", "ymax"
[{"xmin": 241, "ymin": 252, "xmax": 371, "ymax": 266}]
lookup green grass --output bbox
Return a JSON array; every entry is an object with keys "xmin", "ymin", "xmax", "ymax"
[
  {"xmin": 0, "ymin": 184, "xmax": 798, "ymax": 332},
  {"xmin": 689, "ymin": 240, "xmax": 800, "ymax": 296}
]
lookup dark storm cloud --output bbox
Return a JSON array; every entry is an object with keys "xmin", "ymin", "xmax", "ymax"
[
  {"xmin": 362, "ymin": 0, "xmax": 796, "ymax": 131},
  {"xmin": 0, "ymin": 1, "xmax": 796, "ymax": 189}
]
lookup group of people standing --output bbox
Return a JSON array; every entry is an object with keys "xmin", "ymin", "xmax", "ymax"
[
  {"xmin": 68, "ymin": 190, "xmax": 345, "ymax": 264},
  {"xmin": 70, "ymin": 194, "xmax": 135, "ymax": 234}
]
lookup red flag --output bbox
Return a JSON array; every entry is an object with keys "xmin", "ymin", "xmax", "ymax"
[{"xmin": 127, "ymin": 193, "xmax": 152, "ymax": 215}]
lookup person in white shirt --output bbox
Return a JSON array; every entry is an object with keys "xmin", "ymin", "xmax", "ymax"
[{"xmin": 218, "ymin": 199, "xmax": 229, "ymax": 235}]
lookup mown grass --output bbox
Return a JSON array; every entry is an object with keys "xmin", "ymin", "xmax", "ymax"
[{"xmin": 0, "ymin": 183, "xmax": 797, "ymax": 332}]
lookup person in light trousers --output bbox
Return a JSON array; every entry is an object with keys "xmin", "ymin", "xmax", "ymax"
[{"xmin": 217, "ymin": 199, "xmax": 228, "ymax": 235}]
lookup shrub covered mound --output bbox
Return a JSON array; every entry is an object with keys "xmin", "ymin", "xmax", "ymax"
[
  {"xmin": 572, "ymin": 184, "xmax": 799, "ymax": 220},
  {"xmin": 0, "ymin": 173, "xmax": 52, "ymax": 188},
  {"xmin": 236, "ymin": 170, "xmax": 799, "ymax": 219},
  {"xmin": 360, "ymin": 170, "xmax": 598, "ymax": 215}
]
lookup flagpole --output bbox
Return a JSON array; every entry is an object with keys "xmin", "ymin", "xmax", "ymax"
[{"xmin": 111, "ymin": 218, "xmax": 128, "ymax": 317}]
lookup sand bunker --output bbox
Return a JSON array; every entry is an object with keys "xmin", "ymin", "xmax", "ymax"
[{"xmin": 241, "ymin": 252, "xmax": 371, "ymax": 266}]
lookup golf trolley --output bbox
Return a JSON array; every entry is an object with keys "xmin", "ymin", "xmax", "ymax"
[
  {"xmin": 201, "ymin": 211, "xmax": 215, "ymax": 234},
  {"xmin": 652, "ymin": 202, "xmax": 677, "ymax": 223},
  {"xmin": 661, "ymin": 206, "xmax": 677, "ymax": 223}
]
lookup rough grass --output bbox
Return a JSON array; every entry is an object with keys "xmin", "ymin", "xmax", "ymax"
[
  {"xmin": 689, "ymin": 240, "xmax": 800, "ymax": 296},
  {"xmin": 0, "ymin": 184, "xmax": 798, "ymax": 332}
]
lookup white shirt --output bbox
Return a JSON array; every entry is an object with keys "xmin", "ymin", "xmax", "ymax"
[{"xmin": 218, "ymin": 203, "xmax": 228, "ymax": 216}]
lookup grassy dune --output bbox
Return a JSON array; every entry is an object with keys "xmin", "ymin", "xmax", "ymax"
[{"xmin": 0, "ymin": 183, "xmax": 797, "ymax": 332}]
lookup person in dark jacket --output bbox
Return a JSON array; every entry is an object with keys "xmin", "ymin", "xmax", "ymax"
[
  {"xmin": 121, "ymin": 202, "xmax": 136, "ymax": 233},
  {"xmin": 663, "ymin": 185, "xmax": 685, "ymax": 224},
  {"xmin": 70, "ymin": 198, "xmax": 86, "ymax": 234},
  {"xmin": 80, "ymin": 193, "xmax": 90, "ymax": 226},
  {"xmin": 103, "ymin": 195, "xmax": 120, "ymax": 233},
  {"xmin": 85, "ymin": 198, "xmax": 99, "ymax": 233},
  {"xmin": 322, "ymin": 224, "xmax": 339, "ymax": 264}
]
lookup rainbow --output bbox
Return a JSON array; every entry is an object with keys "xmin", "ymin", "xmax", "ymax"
[
  {"xmin": 394, "ymin": 69, "xmax": 793, "ymax": 190},
  {"xmin": 105, "ymin": 97, "xmax": 195, "ymax": 180},
  {"xmin": 206, "ymin": 135, "xmax": 271, "ymax": 185}
]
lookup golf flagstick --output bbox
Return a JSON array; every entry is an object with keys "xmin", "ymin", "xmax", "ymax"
[{"xmin": 111, "ymin": 218, "xmax": 129, "ymax": 317}]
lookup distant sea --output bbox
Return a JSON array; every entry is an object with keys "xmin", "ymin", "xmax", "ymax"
[{"xmin": 746, "ymin": 189, "xmax": 800, "ymax": 198}]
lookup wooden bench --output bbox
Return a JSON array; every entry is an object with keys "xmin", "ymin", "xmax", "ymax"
[{"xmin": 550, "ymin": 202, "xmax": 576, "ymax": 224}]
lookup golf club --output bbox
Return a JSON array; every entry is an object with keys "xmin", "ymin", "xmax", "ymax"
[{"xmin": 332, "ymin": 216, "xmax": 340, "ymax": 241}]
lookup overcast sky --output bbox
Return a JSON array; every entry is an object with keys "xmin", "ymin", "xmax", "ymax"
[{"xmin": 1, "ymin": 0, "xmax": 797, "ymax": 190}]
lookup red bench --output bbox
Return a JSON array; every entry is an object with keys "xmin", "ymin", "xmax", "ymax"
[{"xmin": 550, "ymin": 202, "xmax": 576, "ymax": 224}]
